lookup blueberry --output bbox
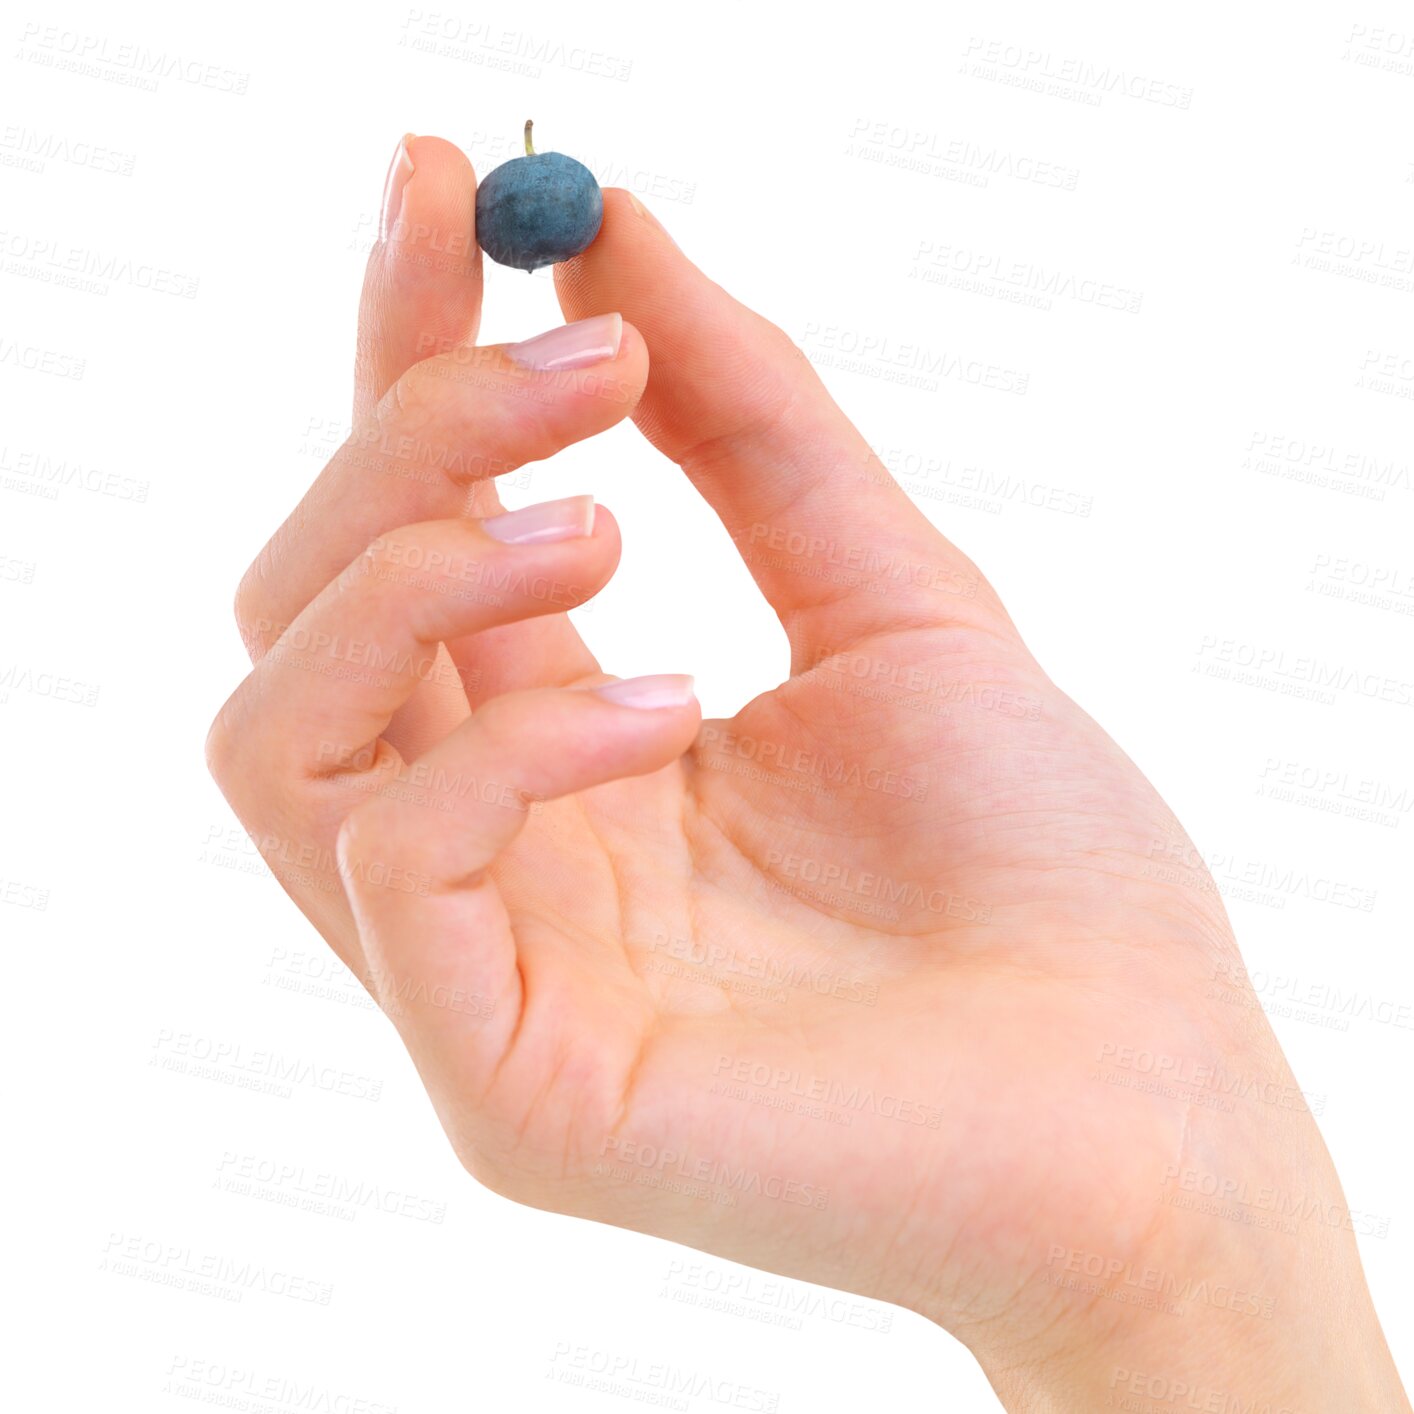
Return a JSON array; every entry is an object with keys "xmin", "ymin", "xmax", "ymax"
[{"xmin": 475, "ymin": 121, "xmax": 603, "ymax": 272}]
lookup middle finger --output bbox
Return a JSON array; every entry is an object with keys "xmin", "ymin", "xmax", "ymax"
[{"xmin": 236, "ymin": 316, "xmax": 647, "ymax": 696}]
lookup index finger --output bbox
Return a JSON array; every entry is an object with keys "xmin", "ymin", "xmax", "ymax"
[{"xmin": 355, "ymin": 134, "xmax": 483, "ymax": 422}]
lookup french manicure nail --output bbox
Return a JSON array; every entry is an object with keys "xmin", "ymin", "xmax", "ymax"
[
  {"xmin": 482, "ymin": 495, "xmax": 596, "ymax": 545},
  {"xmin": 380, "ymin": 134, "xmax": 416, "ymax": 242},
  {"xmin": 507, "ymin": 313, "xmax": 622, "ymax": 372},
  {"xmin": 592, "ymin": 674, "xmax": 696, "ymax": 709}
]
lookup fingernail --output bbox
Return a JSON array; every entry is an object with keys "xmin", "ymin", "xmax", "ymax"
[
  {"xmin": 625, "ymin": 191, "xmax": 680, "ymax": 250},
  {"xmin": 592, "ymin": 674, "xmax": 696, "ymax": 709},
  {"xmin": 482, "ymin": 495, "xmax": 596, "ymax": 545},
  {"xmin": 380, "ymin": 133, "xmax": 416, "ymax": 242},
  {"xmin": 507, "ymin": 313, "xmax": 622, "ymax": 372}
]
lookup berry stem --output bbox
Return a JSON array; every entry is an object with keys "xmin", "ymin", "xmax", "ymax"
[{"xmin": 524, "ymin": 119, "xmax": 535, "ymax": 156}]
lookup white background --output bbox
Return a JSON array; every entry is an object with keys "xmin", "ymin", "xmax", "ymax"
[{"xmin": 4, "ymin": 1, "xmax": 1412, "ymax": 1408}]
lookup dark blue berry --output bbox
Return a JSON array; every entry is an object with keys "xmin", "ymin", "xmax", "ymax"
[{"xmin": 475, "ymin": 121, "xmax": 603, "ymax": 273}]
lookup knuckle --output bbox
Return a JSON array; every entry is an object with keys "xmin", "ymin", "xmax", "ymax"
[
  {"xmin": 386, "ymin": 358, "xmax": 443, "ymax": 431},
  {"xmin": 329, "ymin": 530, "xmax": 399, "ymax": 600},
  {"xmin": 455, "ymin": 1145, "xmax": 520, "ymax": 1203},
  {"xmin": 234, "ymin": 552, "xmax": 279, "ymax": 659},
  {"xmin": 749, "ymin": 311, "xmax": 807, "ymax": 370},
  {"xmin": 334, "ymin": 798, "xmax": 395, "ymax": 877},
  {"xmin": 349, "ymin": 523, "xmax": 423, "ymax": 588},
  {"xmin": 465, "ymin": 692, "xmax": 524, "ymax": 755},
  {"xmin": 347, "ymin": 519, "xmax": 481, "ymax": 602},
  {"xmin": 379, "ymin": 362, "xmax": 493, "ymax": 490},
  {"xmin": 360, "ymin": 530, "xmax": 400, "ymax": 576},
  {"xmin": 204, "ymin": 696, "xmax": 242, "ymax": 785}
]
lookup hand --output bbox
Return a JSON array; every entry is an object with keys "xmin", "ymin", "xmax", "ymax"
[{"xmin": 207, "ymin": 136, "xmax": 1409, "ymax": 1411}]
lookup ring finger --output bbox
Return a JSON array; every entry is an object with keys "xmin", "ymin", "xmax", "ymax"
[{"xmin": 208, "ymin": 500, "xmax": 621, "ymax": 972}]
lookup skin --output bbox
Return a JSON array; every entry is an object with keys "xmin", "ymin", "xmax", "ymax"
[{"xmin": 208, "ymin": 135, "xmax": 1410, "ymax": 1411}]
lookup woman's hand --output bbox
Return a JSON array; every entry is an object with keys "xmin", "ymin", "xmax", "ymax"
[{"xmin": 207, "ymin": 136, "xmax": 1409, "ymax": 1411}]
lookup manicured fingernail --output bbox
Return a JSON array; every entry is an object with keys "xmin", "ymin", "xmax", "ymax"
[
  {"xmin": 482, "ymin": 495, "xmax": 596, "ymax": 545},
  {"xmin": 380, "ymin": 134, "xmax": 416, "ymax": 242},
  {"xmin": 592, "ymin": 674, "xmax": 696, "ymax": 709},
  {"xmin": 507, "ymin": 313, "xmax": 622, "ymax": 372}
]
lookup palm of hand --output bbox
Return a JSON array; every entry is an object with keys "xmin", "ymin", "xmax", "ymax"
[{"xmin": 433, "ymin": 609, "xmax": 1253, "ymax": 1347}]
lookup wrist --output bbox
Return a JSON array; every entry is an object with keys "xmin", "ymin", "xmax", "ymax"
[
  {"xmin": 967, "ymin": 1202, "xmax": 1408, "ymax": 1413},
  {"xmin": 891, "ymin": 1093, "xmax": 1408, "ymax": 1414},
  {"xmin": 879, "ymin": 968, "xmax": 1410, "ymax": 1413}
]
